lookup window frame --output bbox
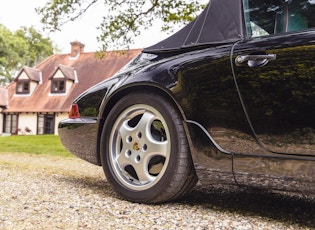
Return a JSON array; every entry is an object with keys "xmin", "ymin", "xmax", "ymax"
[
  {"xmin": 4, "ymin": 114, "xmax": 18, "ymax": 134},
  {"xmin": 37, "ymin": 114, "xmax": 55, "ymax": 134},
  {"xmin": 51, "ymin": 79, "xmax": 66, "ymax": 94},
  {"xmin": 243, "ymin": 0, "xmax": 315, "ymax": 39},
  {"xmin": 16, "ymin": 80, "xmax": 30, "ymax": 94}
]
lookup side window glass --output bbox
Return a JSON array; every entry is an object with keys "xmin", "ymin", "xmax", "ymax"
[
  {"xmin": 251, "ymin": 23, "xmax": 269, "ymax": 37},
  {"xmin": 243, "ymin": 0, "xmax": 315, "ymax": 38}
]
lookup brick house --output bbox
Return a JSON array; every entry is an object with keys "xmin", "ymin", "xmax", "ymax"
[{"xmin": 1, "ymin": 41, "xmax": 141, "ymax": 135}]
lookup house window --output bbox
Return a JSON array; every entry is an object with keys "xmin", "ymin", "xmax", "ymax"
[
  {"xmin": 4, "ymin": 114, "xmax": 18, "ymax": 134},
  {"xmin": 37, "ymin": 115, "xmax": 44, "ymax": 134},
  {"xmin": 37, "ymin": 114, "xmax": 55, "ymax": 134},
  {"xmin": 51, "ymin": 79, "xmax": 66, "ymax": 93},
  {"xmin": 16, "ymin": 80, "xmax": 30, "ymax": 94}
]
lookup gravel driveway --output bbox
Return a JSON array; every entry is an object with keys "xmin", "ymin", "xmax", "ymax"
[{"xmin": 0, "ymin": 153, "xmax": 314, "ymax": 230}]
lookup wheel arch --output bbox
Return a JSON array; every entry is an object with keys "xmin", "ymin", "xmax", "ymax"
[{"xmin": 96, "ymin": 84, "xmax": 190, "ymax": 166}]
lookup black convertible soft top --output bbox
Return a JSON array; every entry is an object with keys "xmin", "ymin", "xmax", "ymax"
[{"xmin": 143, "ymin": 0, "xmax": 245, "ymax": 53}]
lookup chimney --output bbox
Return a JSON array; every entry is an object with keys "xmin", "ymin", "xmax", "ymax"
[{"xmin": 70, "ymin": 41, "xmax": 85, "ymax": 57}]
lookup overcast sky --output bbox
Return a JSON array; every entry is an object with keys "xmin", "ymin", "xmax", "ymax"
[{"xmin": 0, "ymin": 0, "xmax": 170, "ymax": 53}]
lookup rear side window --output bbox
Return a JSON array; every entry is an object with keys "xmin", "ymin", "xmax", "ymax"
[{"xmin": 243, "ymin": 0, "xmax": 315, "ymax": 37}]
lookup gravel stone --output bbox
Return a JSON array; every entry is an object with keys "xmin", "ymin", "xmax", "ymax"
[{"xmin": 0, "ymin": 153, "xmax": 314, "ymax": 230}]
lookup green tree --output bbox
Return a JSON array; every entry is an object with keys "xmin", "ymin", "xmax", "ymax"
[
  {"xmin": 0, "ymin": 25, "xmax": 27, "ymax": 83},
  {"xmin": 36, "ymin": 0, "xmax": 207, "ymax": 50},
  {"xmin": 15, "ymin": 26, "xmax": 55, "ymax": 67},
  {"xmin": 0, "ymin": 25, "xmax": 55, "ymax": 84}
]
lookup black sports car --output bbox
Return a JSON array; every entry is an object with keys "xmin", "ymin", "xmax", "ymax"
[{"xmin": 59, "ymin": 0, "xmax": 315, "ymax": 203}]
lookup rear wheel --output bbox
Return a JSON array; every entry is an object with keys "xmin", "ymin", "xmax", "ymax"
[{"xmin": 100, "ymin": 92, "xmax": 197, "ymax": 203}]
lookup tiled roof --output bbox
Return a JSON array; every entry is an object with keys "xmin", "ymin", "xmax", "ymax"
[
  {"xmin": 16, "ymin": 66, "xmax": 42, "ymax": 82},
  {"xmin": 5, "ymin": 49, "xmax": 142, "ymax": 113},
  {"xmin": 0, "ymin": 87, "xmax": 8, "ymax": 107},
  {"xmin": 49, "ymin": 64, "xmax": 77, "ymax": 81}
]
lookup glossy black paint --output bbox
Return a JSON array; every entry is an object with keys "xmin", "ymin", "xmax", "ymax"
[
  {"xmin": 59, "ymin": 1, "xmax": 315, "ymax": 196},
  {"xmin": 232, "ymin": 30, "xmax": 315, "ymax": 193},
  {"xmin": 233, "ymin": 31, "xmax": 315, "ymax": 156},
  {"xmin": 59, "ymin": 77, "xmax": 119, "ymax": 165},
  {"xmin": 58, "ymin": 119, "xmax": 99, "ymax": 165}
]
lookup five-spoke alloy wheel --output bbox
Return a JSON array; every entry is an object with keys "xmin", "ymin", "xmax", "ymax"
[{"xmin": 101, "ymin": 92, "xmax": 197, "ymax": 203}]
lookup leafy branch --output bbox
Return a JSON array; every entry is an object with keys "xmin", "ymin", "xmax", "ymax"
[{"xmin": 36, "ymin": 0, "xmax": 206, "ymax": 50}]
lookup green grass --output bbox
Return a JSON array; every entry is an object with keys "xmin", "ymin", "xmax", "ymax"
[{"xmin": 0, "ymin": 135, "xmax": 72, "ymax": 157}]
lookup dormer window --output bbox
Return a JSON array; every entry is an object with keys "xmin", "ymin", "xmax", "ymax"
[
  {"xmin": 16, "ymin": 80, "xmax": 30, "ymax": 94},
  {"xmin": 49, "ymin": 64, "xmax": 78, "ymax": 95},
  {"xmin": 51, "ymin": 79, "xmax": 66, "ymax": 93},
  {"xmin": 14, "ymin": 67, "xmax": 42, "ymax": 96}
]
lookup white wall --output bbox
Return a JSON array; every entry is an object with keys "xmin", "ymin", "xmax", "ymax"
[
  {"xmin": 18, "ymin": 113, "xmax": 37, "ymax": 135},
  {"xmin": 55, "ymin": 113, "xmax": 68, "ymax": 135},
  {"xmin": 30, "ymin": 81, "xmax": 38, "ymax": 94},
  {"xmin": 66, "ymin": 80, "xmax": 74, "ymax": 93},
  {"xmin": 14, "ymin": 112, "xmax": 69, "ymax": 135},
  {"xmin": 18, "ymin": 72, "xmax": 29, "ymax": 80}
]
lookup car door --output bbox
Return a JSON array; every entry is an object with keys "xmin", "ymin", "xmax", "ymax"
[{"xmin": 231, "ymin": 0, "xmax": 315, "ymax": 193}]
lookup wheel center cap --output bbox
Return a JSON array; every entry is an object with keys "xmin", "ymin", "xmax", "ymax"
[{"xmin": 133, "ymin": 143, "xmax": 140, "ymax": 151}]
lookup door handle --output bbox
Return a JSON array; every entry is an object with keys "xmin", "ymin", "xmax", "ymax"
[{"xmin": 235, "ymin": 54, "xmax": 276, "ymax": 67}]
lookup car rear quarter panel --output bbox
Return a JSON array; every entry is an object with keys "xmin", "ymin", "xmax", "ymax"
[{"xmin": 59, "ymin": 78, "xmax": 117, "ymax": 166}]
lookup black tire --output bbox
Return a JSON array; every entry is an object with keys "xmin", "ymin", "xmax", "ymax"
[{"xmin": 100, "ymin": 92, "xmax": 197, "ymax": 203}]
